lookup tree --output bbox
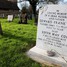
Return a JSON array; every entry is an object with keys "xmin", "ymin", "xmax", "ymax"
[
  {"xmin": 28, "ymin": 0, "xmax": 38, "ymax": 25},
  {"xmin": 28, "ymin": 0, "xmax": 58, "ymax": 25}
]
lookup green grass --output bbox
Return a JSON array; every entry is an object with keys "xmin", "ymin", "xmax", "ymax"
[{"xmin": 0, "ymin": 18, "xmax": 52, "ymax": 67}]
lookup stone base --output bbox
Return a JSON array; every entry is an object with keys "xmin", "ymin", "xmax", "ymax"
[{"xmin": 27, "ymin": 46, "xmax": 67, "ymax": 67}]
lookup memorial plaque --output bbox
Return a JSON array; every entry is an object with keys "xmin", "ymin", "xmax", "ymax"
[
  {"xmin": 7, "ymin": 15, "xmax": 13, "ymax": 22},
  {"xmin": 36, "ymin": 5, "xmax": 67, "ymax": 57}
]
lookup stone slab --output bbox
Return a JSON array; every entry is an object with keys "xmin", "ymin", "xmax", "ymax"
[{"xmin": 27, "ymin": 46, "xmax": 67, "ymax": 67}]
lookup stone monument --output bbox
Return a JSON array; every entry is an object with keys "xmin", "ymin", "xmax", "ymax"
[
  {"xmin": 7, "ymin": 15, "xmax": 13, "ymax": 22},
  {"xmin": 27, "ymin": 5, "xmax": 67, "ymax": 67}
]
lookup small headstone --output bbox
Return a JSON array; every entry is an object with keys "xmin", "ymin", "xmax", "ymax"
[
  {"xmin": 22, "ymin": 13, "xmax": 27, "ymax": 24},
  {"xmin": 2, "ymin": 14, "xmax": 5, "ymax": 18},
  {"xmin": 7, "ymin": 15, "xmax": 13, "ymax": 22},
  {"xmin": 27, "ymin": 5, "xmax": 67, "ymax": 67}
]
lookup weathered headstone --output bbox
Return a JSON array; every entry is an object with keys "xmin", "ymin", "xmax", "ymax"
[
  {"xmin": 27, "ymin": 5, "xmax": 67, "ymax": 67},
  {"xmin": 7, "ymin": 15, "xmax": 13, "ymax": 22},
  {"xmin": 0, "ymin": 22, "xmax": 3, "ymax": 35},
  {"xmin": 22, "ymin": 13, "xmax": 27, "ymax": 24}
]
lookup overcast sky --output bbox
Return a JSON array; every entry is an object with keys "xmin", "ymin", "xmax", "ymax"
[
  {"xmin": 17, "ymin": 0, "xmax": 30, "ymax": 10},
  {"xmin": 64, "ymin": 0, "xmax": 67, "ymax": 2}
]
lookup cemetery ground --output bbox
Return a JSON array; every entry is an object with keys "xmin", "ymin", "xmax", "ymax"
[{"xmin": 0, "ymin": 18, "xmax": 53, "ymax": 67}]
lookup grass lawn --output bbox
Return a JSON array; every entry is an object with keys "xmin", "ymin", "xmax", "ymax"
[{"xmin": 0, "ymin": 18, "xmax": 52, "ymax": 67}]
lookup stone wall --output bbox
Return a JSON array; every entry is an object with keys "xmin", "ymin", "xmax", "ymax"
[{"xmin": 0, "ymin": 10, "xmax": 19, "ymax": 18}]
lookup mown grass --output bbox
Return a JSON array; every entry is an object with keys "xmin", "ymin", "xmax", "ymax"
[{"xmin": 0, "ymin": 18, "xmax": 52, "ymax": 67}]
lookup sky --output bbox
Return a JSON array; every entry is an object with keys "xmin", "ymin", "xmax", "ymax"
[
  {"xmin": 64, "ymin": 0, "xmax": 67, "ymax": 2},
  {"xmin": 17, "ymin": 0, "xmax": 67, "ymax": 10},
  {"xmin": 17, "ymin": 0, "xmax": 30, "ymax": 10}
]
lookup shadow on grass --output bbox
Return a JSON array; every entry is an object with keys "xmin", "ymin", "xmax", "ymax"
[
  {"xmin": 2, "ymin": 31, "xmax": 36, "ymax": 48},
  {"xmin": 0, "ymin": 32, "xmax": 41, "ymax": 67}
]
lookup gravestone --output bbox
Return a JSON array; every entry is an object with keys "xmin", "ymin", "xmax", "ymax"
[
  {"xmin": 0, "ymin": 23, "xmax": 3, "ymax": 35},
  {"xmin": 27, "ymin": 5, "xmax": 67, "ymax": 67},
  {"xmin": 22, "ymin": 13, "xmax": 27, "ymax": 24},
  {"xmin": 21, "ymin": 7, "xmax": 27, "ymax": 24},
  {"xmin": 7, "ymin": 15, "xmax": 13, "ymax": 22}
]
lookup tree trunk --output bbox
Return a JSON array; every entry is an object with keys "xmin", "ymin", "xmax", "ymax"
[
  {"xmin": 32, "ymin": 5, "xmax": 38, "ymax": 25},
  {"xmin": 29, "ymin": 0, "xmax": 37, "ymax": 25},
  {"xmin": 0, "ymin": 23, "xmax": 3, "ymax": 35}
]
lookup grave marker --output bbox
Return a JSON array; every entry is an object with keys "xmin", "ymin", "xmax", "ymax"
[
  {"xmin": 7, "ymin": 15, "xmax": 13, "ymax": 22},
  {"xmin": 27, "ymin": 5, "xmax": 67, "ymax": 67}
]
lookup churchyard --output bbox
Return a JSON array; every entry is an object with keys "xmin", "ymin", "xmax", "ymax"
[
  {"xmin": 0, "ymin": 18, "xmax": 52, "ymax": 67},
  {"xmin": 0, "ymin": 0, "xmax": 67, "ymax": 67}
]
